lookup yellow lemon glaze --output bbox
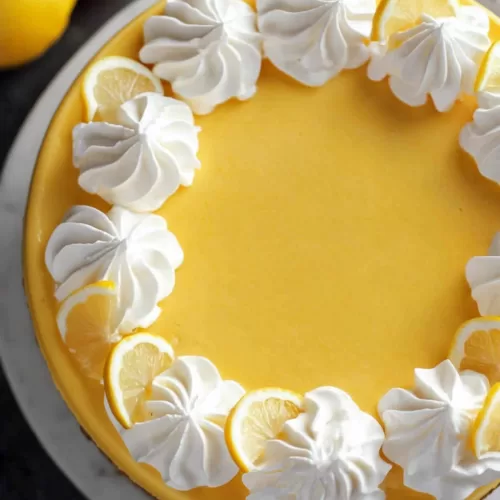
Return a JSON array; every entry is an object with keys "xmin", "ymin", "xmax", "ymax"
[{"xmin": 23, "ymin": 1, "xmax": 500, "ymax": 498}]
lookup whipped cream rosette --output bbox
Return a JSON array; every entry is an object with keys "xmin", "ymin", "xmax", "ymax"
[
  {"xmin": 461, "ymin": 104, "xmax": 500, "ymax": 187},
  {"xmin": 466, "ymin": 232, "xmax": 500, "ymax": 316},
  {"xmin": 106, "ymin": 356, "xmax": 245, "ymax": 490},
  {"xmin": 73, "ymin": 93, "xmax": 200, "ymax": 212},
  {"xmin": 140, "ymin": 0, "xmax": 262, "ymax": 115},
  {"xmin": 45, "ymin": 205, "xmax": 183, "ymax": 333},
  {"xmin": 243, "ymin": 386, "xmax": 390, "ymax": 500},
  {"xmin": 257, "ymin": 0, "xmax": 376, "ymax": 87},
  {"xmin": 368, "ymin": 7, "xmax": 490, "ymax": 112},
  {"xmin": 379, "ymin": 360, "xmax": 500, "ymax": 499}
]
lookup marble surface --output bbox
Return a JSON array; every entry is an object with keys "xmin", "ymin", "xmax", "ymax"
[{"xmin": 2, "ymin": 0, "xmax": 500, "ymax": 499}]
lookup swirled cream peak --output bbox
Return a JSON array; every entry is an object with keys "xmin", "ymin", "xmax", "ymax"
[
  {"xmin": 379, "ymin": 360, "xmax": 500, "ymax": 499},
  {"xmin": 106, "ymin": 356, "xmax": 244, "ymax": 490},
  {"xmin": 258, "ymin": 0, "xmax": 375, "ymax": 86},
  {"xmin": 45, "ymin": 205, "xmax": 183, "ymax": 332},
  {"xmin": 466, "ymin": 232, "xmax": 500, "ymax": 316},
  {"xmin": 73, "ymin": 93, "xmax": 200, "ymax": 212},
  {"xmin": 368, "ymin": 7, "xmax": 490, "ymax": 112},
  {"xmin": 139, "ymin": 0, "xmax": 262, "ymax": 115},
  {"xmin": 243, "ymin": 386, "xmax": 390, "ymax": 499},
  {"xmin": 460, "ymin": 104, "xmax": 500, "ymax": 187}
]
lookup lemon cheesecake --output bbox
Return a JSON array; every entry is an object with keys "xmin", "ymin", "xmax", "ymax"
[{"xmin": 23, "ymin": 0, "xmax": 500, "ymax": 498}]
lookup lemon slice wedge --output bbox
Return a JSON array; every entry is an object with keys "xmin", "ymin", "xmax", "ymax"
[
  {"xmin": 448, "ymin": 317, "xmax": 500, "ymax": 385},
  {"xmin": 372, "ymin": 0, "xmax": 459, "ymax": 42},
  {"xmin": 225, "ymin": 388, "xmax": 303, "ymax": 472},
  {"xmin": 56, "ymin": 281, "xmax": 120, "ymax": 381},
  {"xmin": 104, "ymin": 332, "xmax": 175, "ymax": 429},
  {"xmin": 475, "ymin": 41, "xmax": 500, "ymax": 94},
  {"xmin": 472, "ymin": 383, "xmax": 500, "ymax": 457},
  {"xmin": 82, "ymin": 56, "xmax": 163, "ymax": 122}
]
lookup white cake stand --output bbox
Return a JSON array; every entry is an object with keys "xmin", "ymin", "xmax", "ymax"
[{"xmin": 2, "ymin": 0, "xmax": 500, "ymax": 499}]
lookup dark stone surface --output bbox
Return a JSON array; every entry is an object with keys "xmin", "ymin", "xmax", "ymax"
[{"xmin": 0, "ymin": 1, "xmax": 134, "ymax": 498}]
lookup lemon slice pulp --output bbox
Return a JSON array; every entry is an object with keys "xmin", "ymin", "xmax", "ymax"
[{"xmin": 449, "ymin": 317, "xmax": 500, "ymax": 385}]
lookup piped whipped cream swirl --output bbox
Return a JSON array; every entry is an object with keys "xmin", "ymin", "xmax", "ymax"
[
  {"xmin": 106, "ymin": 356, "xmax": 244, "ymax": 490},
  {"xmin": 243, "ymin": 386, "xmax": 390, "ymax": 500},
  {"xmin": 379, "ymin": 360, "xmax": 500, "ymax": 499},
  {"xmin": 139, "ymin": 0, "xmax": 262, "ymax": 115},
  {"xmin": 45, "ymin": 205, "xmax": 183, "ymax": 332},
  {"xmin": 460, "ymin": 104, "xmax": 500, "ymax": 187},
  {"xmin": 73, "ymin": 93, "xmax": 200, "ymax": 212},
  {"xmin": 368, "ymin": 7, "xmax": 490, "ymax": 112},
  {"xmin": 257, "ymin": 0, "xmax": 376, "ymax": 86},
  {"xmin": 466, "ymin": 232, "xmax": 500, "ymax": 316}
]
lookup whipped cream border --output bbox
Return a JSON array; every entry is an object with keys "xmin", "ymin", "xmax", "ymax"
[{"xmin": 40, "ymin": 0, "xmax": 500, "ymax": 497}]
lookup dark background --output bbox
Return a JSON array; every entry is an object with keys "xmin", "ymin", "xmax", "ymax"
[{"xmin": 0, "ymin": 1, "xmax": 135, "ymax": 498}]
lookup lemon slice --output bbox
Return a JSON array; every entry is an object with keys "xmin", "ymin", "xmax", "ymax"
[
  {"xmin": 225, "ymin": 388, "xmax": 303, "ymax": 472},
  {"xmin": 475, "ymin": 41, "xmax": 500, "ymax": 94},
  {"xmin": 56, "ymin": 281, "xmax": 120, "ymax": 381},
  {"xmin": 448, "ymin": 317, "xmax": 500, "ymax": 385},
  {"xmin": 472, "ymin": 383, "xmax": 500, "ymax": 457},
  {"xmin": 372, "ymin": 0, "xmax": 459, "ymax": 42},
  {"xmin": 82, "ymin": 56, "xmax": 163, "ymax": 122},
  {"xmin": 104, "ymin": 332, "xmax": 175, "ymax": 429}
]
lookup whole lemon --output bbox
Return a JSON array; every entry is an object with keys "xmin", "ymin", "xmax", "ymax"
[{"xmin": 0, "ymin": 0, "xmax": 78, "ymax": 69}]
